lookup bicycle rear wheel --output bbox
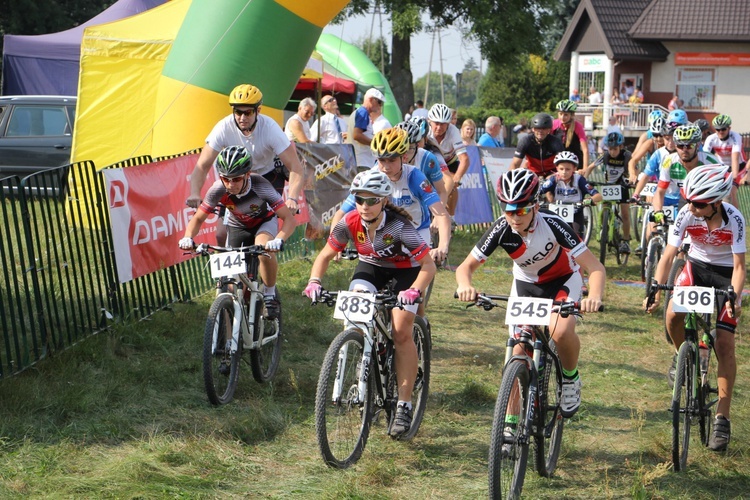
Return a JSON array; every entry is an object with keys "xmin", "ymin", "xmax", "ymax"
[
  {"xmin": 489, "ymin": 360, "xmax": 530, "ymax": 500},
  {"xmin": 699, "ymin": 334, "xmax": 718, "ymax": 446},
  {"xmin": 613, "ymin": 216, "xmax": 628, "ymax": 266},
  {"xmin": 664, "ymin": 257, "xmax": 686, "ymax": 344},
  {"xmin": 598, "ymin": 207, "xmax": 610, "ymax": 265},
  {"xmin": 643, "ymin": 237, "xmax": 662, "ymax": 298},
  {"xmin": 400, "ymin": 315, "xmax": 432, "ymax": 441},
  {"xmin": 250, "ymin": 289, "xmax": 282, "ymax": 383},
  {"xmin": 203, "ymin": 294, "xmax": 242, "ymax": 406},
  {"xmin": 315, "ymin": 329, "xmax": 373, "ymax": 469},
  {"xmin": 672, "ymin": 341, "xmax": 695, "ymax": 472},
  {"xmin": 535, "ymin": 339, "xmax": 564, "ymax": 477}
]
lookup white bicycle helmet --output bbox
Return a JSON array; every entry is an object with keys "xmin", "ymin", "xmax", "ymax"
[
  {"xmin": 395, "ymin": 120, "xmax": 425, "ymax": 144},
  {"xmin": 553, "ymin": 151, "xmax": 579, "ymax": 166},
  {"xmin": 681, "ymin": 164, "xmax": 733, "ymax": 204},
  {"xmin": 350, "ymin": 170, "xmax": 393, "ymax": 197},
  {"xmin": 649, "ymin": 117, "xmax": 666, "ymax": 135},
  {"xmin": 428, "ymin": 103, "xmax": 452, "ymax": 123}
]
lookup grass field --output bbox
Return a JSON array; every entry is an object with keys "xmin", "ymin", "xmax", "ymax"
[{"xmin": 0, "ymin": 230, "xmax": 748, "ymax": 498}]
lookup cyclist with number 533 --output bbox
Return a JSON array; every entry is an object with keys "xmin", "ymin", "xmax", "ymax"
[
  {"xmin": 304, "ymin": 170, "xmax": 436, "ymax": 438},
  {"xmin": 455, "ymin": 168, "xmax": 605, "ymax": 418},
  {"xmin": 643, "ymin": 164, "xmax": 745, "ymax": 452}
]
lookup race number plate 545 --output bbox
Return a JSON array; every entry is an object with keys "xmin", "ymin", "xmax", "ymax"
[
  {"xmin": 505, "ymin": 297, "xmax": 553, "ymax": 326},
  {"xmin": 209, "ymin": 251, "xmax": 245, "ymax": 279},
  {"xmin": 671, "ymin": 286, "xmax": 715, "ymax": 314},
  {"xmin": 334, "ymin": 291, "xmax": 376, "ymax": 322}
]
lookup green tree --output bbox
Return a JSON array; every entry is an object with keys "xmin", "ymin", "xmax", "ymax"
[
  {"xmin": 455, "ymin": 58, "xmax": 481, "ymax": 107},
  {"xmin": 355, "ymin": 36, "xmax": 391, "ymax": 81},
  {"xmin": 414, "ymin": 72, "xmax": 456, "ymax": 108}
]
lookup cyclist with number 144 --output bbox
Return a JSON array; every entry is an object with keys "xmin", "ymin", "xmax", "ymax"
[
  {"xmin": 644, "ymin": 164, "xmax": 745, "ymax": 451},
  {"xmin": 455, "ymin": 169, "xmax": 606, "ymax": 418}
]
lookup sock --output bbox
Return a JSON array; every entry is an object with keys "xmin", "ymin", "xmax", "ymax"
[
  {"xmin": 397, "ymin": 400, "xmax": 412, "ymax": 411},
  {"xmin": 562, "ymin": 367, "xmax": 579, "ymax": 380},
  {"xmin": 263, "ymin": 285, "xmax": 276, "ymax": 296}
]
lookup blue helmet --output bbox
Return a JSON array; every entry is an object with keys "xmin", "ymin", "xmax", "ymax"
[
  {"xmin": 605, "ymin": 131, "xmax": 624, "ymax": 148},
  {"xmin": 667, "ymin": 109, "xmax": 688, "ymax": 127},
  {"xmin": 648, "ymin": 110, "xmax": 666, "ymax": 125}
]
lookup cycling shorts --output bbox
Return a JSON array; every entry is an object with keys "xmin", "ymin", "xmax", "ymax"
[
  {"xmin": 675, "ymin": 257, "xmax": 737, "ymax": 333},
  {"xmin": 350, "ymin": 260, "xmax": 421, "ymax": 314},
  {"xmin": 508, "ymin": 272, "xmax": 582, "ymax": 337},
  {"xmin": 227, "ymin": 217, "xmax": 278, "ymax": 247}
]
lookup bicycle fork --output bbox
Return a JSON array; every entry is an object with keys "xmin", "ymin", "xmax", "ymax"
[{"xmin": 332, "ymin": 328, "xmax": 374, "ymax": 406}]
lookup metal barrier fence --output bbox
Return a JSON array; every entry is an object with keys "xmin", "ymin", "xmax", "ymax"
[{"xmin": 0, "ymin": 151, "xmax": 311, "ymax": 379}]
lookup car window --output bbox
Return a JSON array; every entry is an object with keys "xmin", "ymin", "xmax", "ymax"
[{"xmin": 6, "ymin": 106, "xmax": 68, "ymax": 137}]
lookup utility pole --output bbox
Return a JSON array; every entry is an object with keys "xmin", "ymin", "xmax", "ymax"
[
  {"xmin": 437, "ymin": 26, "xmax": 445, "ymax": 104},
  {"xmin": 424, "ymin": 26, "xmax": 435, "ymax": 104}
]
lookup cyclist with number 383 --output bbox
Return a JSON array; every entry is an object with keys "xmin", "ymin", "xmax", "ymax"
[
  {"xmin": 455, "ymin": 169, "xmax": 605, "ymax": 418},
  {"xmin": 643, "ymin": 164, "xmax": 745, "ymax": 452},
  {"xmin": 303, "ymin": 170, "xmax": 436, "ymax": 438}
]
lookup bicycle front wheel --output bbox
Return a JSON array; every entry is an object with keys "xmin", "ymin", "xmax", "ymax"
[
  {"xmin": 599, "ymin": 207, "xmax": 610, "ymax": 265},
  {"xmin": 250, "ymin": 289, "xmax": 282, "ymax": 383},
  {"xmin": 315, "ymin": 329, "xmax": 373, "ymax": 469},
  {"xmin": 489, "ymin": 360, "xmax": 530, "ymax": 500},
  {"xmin": 400, "ymin": 315, "xmax": 432, "ymax": 441},
  {"xmin": 203, "ymin": 294, "xmax": 242, "ymax": 406},
  {"xmin": 672, "ymin": 341, "xmax": 695, "ymax": 472},
  {"xmin": 535, "ymin": 340, "xmax": 564, "ymax": 478},
  {"xmin": 664, "ymin": 256, "xmax": 686, "ymax": 344},
  {"xmin": 581, "ymin": 205, "xmax": 594, "ymax": 245},
  {"xmin": 643, "ymin": 237, "xmax": 662, "ymax": 299}
]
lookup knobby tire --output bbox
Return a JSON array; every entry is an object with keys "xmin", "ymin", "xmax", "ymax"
[
  {"xmin": 203, "ymin": 294, "xmax": 242, "ymax": 406},
  {"xmin": 250, "ymin": 289, "xmax": 283, "ymax": 383},
  {"xmin": 672, "ymin": 341, "xmax": 694, "ymax": 472},
  {"xmin": 534, "ymin": 339, "xmax": 564, "ymax": 477}
]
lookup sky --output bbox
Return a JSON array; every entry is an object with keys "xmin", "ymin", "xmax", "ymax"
[{"xmin": 322, "ymin": 12, "xmax": 484, "ymax": 82}]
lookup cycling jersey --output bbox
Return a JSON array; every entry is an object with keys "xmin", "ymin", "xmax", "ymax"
[
  {"xmin": 341, "ymin": 164, "xmax": 440, "ymax": 231},
  {"xmin": 552, "ymin": 119, "xmax": 586, "ymax": 163},
  {"xmin": 540, "ymin": 173, "xmax": 598, "ymax": 203},
  {"xmin": 595, "ymin": 149, "xmax": 632, "ymax": 184},
  {"xmin": 668, "ymin": 202, "xmax": 745, "ymax": 268},
  {"xmin": 470, "ymin": 209, "xmax": 586, "ymax": 284},
  {"xmin": 200, "ymin": 174, "xmax": 284, "ymax": 230},
  {"xmin": 428, "ymin": 124, "xmax": 467, "ymax": 170},
  {"xmin": 657, "ymin": 151, "xmax": 720, "ymax": 201},
  {"xmin": 703, "ymin": 130, "xmax": 746, "ymax": 165},
  {"xmin": 513, "ymin": 133, "xmax": 564, "ymax": 176},
  {"xmin": 328, "ymin": 210, "xmax": 430, "ymax": 269},
  {"xmin": 411, "ymin": 147, "xmax": 445, "ymax": 185}
]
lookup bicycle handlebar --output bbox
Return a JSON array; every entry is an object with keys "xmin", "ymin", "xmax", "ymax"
[
  {"xmin": 193, "ymin": 242, "xmax": 273, "ymax": 258},
  {"xmin": 312, "ymin": 289, "xmax": 422, "ymax": 309},
  {"xmin": 453, "ymin": 292, "xmax": 604, "ymax": 317},
  {"xmin": 645, "ymin": 280, "xmax": 736, "ymax": 315}
]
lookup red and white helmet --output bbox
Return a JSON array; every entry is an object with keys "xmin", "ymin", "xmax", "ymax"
[{"xmin": 497, "ymin": 169, "xmax": 539, "ymax": 209}]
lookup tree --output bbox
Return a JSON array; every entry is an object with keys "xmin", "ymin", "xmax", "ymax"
[
  {"xmin": 414, "ymin": 72, "xmax": 456, "ymax": 108},
  {"xmin": 455, "ymin": 58, "xmax": 481, "ymax": 108},
  {"xmin": 355, "ymin": 36, "xmax": 391, "ymax": 81}
]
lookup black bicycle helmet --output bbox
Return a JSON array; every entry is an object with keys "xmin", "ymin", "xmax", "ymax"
[{"xmin": 531, "ymin": 113, "xmax": 553, "ymax": 129}]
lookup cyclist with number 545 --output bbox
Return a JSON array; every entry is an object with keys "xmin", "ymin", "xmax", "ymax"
[
  {"xmin": 456, "ymin": 168, "xmax": 605, "ymax": 418},
  {"xmin": 304, "ymin": 170, "xmax": 436, "ymax": 438},
  {"xmin": 644, "ymin": 164, "xmax": 745, "ymax": 452}
]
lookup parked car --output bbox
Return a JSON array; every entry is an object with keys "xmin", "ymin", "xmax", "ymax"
[{"xmin": 0, "ymin": 95, "xmax": 77, "ymax": 195}]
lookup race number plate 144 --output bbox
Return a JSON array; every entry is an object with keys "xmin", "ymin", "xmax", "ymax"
[{"xmin": 210, "ymin": 251, "xmax": 245, "ymax": 279}]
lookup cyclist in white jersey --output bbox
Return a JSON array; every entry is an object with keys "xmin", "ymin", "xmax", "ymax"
[
  {"xmin": 703, "ymin": 114, "xmax": 747, "ymax": 207},
  {"xmin": 455, "ymin": 169, "xmax": 605, "ymax": 418},
  {"xmin": 427, "ymin": 103, "xmax": 469, "ymax": 217},
  {"xmin": 644, "ymin": 164, "xmax": 745, "ymax": 452}
]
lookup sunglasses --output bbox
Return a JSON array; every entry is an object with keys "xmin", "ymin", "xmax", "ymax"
[
  {"xmin": 652, "ymin": 134, "xmax": 663, "ymax": 138},
  {"xmin": 322, "ymin": 98, "xmax": 336, "ymax": 106},
  {"xmin": 233, "ymin": 108, "xmax": 256, "ymax": 117},
  {"xmin": 716, "ymin": 127, "xmax": 729, "ymax": 132},
  {"xmin": 675, "ymin": 143, "xmax": 696, "ymax": 150},
  {"xmin": 220, "ymin": 175, "xmax": 245, "ymax": 184},
  {"xmin": 688, "ymin": 200, "xmax": 710, "ymax": 209},
  {"xmin": 354, "ymin": 195, "xmax": 382, "ymax": 206},
  {"xmin": 505, "ymin": 206, "xmax": 534, "ymax": 216}
]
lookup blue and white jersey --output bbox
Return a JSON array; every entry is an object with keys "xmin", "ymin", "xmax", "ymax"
[
  {"xmin": 412, "ymin": 147, "xmax": 444, "ymax": 185},
  {"xmin": 341, "ymin": 164, "xmax": 440, "ymax": 231},
  {"xmin": 646, "ymin": 147, "xmax": 679, "ymax": 206}
]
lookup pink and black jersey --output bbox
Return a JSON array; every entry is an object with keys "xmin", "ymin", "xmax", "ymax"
[
  {"xmin": 470, "ymin": 210, "xmax": 586, "ymax": 284},
  {"xmin": 668, "ymin": 202, "xmax": 746, "ymax": 267},
  {"xmin": 328, "ymin": 210, "xmax": 430, "ymax": 269},
  {"xmin": 200, "ymin": 174, "xmax": 284, "ymax": 230}
]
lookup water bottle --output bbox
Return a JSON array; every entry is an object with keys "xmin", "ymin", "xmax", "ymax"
[{"xmin": 533, "ymin": 340, "xmax": 544, "ymax": 374}]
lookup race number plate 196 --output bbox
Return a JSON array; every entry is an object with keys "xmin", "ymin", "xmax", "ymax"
[
  {"xmin": 209, "ymin": 251, "xmax": 245, "ymax": 279},
  {"xmin": 334, "ymin": 291, "xmax": 376, "ymax": 322},
  {"xmin": 600, "ymin": 184, "xmax": 622, "ymax": 201},
  {"xmin": 505, "ymin": 297, "xmax": 554, "ymax": 326},
  {"xmin": 671, "ymin": 286, "xmax": 715, "ymax": 314},
  {"xmin": 548, "ymin": 204, "xmax": 574, "ymax": 223}
]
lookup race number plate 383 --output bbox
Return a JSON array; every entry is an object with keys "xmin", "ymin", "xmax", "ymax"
[
  {"xmin": 209, "ymin": 251, "xmax": 245, "ymax": 279},
  {"xmin": 334, "ymin": 291, "xmax": 376, "ymax": 322},
  {"xmin": 505, "ymin": 297, "xmax": 554, "ymax": 326},
  {"xmin": 671, "ymin": 286, "xmax": 715, "ymax": 314}
]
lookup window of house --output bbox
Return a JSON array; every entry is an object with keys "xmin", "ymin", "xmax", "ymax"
[
  {"xmin": 577, "ymin": 72, "xmax": 606, "ymax": 101},
  {"xmin": 676, "ymin": 68, "xmax": 715, "ymax": 110}
]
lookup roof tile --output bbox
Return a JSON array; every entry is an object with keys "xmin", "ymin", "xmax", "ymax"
[
  {"xmin": 591, "ymin": 0, "xmax": 669, "ymax": 59},
  {"xmin": 630, "ymin": 0, "xmax": 750, "ymax": 40}
]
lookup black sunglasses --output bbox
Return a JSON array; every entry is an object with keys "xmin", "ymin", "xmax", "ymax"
[
  {"xmin": 688, "ymin": 200, "xmax": 710, "ymax": 209},
  {"xmin": 233, "ymin": 108, "xmax": 256, "ymax": 117},
  {"xmin": 716, "ymin": 127, "xmax": 728, "ymax": 132}
]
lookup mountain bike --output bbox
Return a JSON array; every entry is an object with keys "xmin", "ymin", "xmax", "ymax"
[
  {"xmin": 662, "ymin": 241, "xmax": 690, "ymax": 344},
  {"xmin": 461, "ymin": 293, "xmax": 601, "ymax": 499},
  {"xmin": 591, "ymin": 182, "xmax": 631, "ymax": 266},
  {"xmin": 641, "ymin": 208, "xmax": 675, "ymax": 297},
  {"xmin": 646, "ymin": 282, "xmax": 733, "ymax": 471},
  {"xmin": 540, "ymin": 200, "xmax": 594, "ymax": 245},
  {"xmin": 193, "ymin": 243, "xmax": 283, "ymax": 405},
  {"xmin": 313, "ymin": 286, "xmax": 431, "ymax": 469}
]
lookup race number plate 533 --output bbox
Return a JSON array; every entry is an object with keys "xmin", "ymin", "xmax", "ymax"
[
  {"xmin": 209, "ymin": 251, "xmax": 245, "ymax": 279},
  {"xmin": 334, "ymin": 291, "xmax": 376, "ymax": 322},
  {"xmin": 671, "ymin": 286, "xmax": 714, "ymax": 314},
  {"xmin": 601, "ymin": 184, "xmax": 622, "ymax": 201},
  {"xmin": 505, "ymin": 297, "xmax": 553, "ymax": 326}
]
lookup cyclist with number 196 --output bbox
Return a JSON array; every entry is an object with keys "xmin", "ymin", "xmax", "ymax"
[
  {"xmin": 643, "ymin": 164, "xmax": 745, "ymax": 452},
  {"xmin": 456, "ymin": 168, "xmax": 605, "ymax": 418},
  {"xmin": 304, "ymin": 170, "xmax": 436, "ymax": 438}
]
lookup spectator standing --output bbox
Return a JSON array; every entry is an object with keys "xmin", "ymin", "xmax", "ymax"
[
  {"xmin": 611, "ymin": 87, "xmax": 622, "ymax": 104},
  {"xmin": 461, "ymin": 119, "xmax": 477, "ymax": 146},
  {"xmin": 588, "ymin": 87, "xmax": 602, "ymax": 105},
  {"xmin": 350, "ymin": 88, "xmax": 386, "ymax": 168},
  {"xmin": 478, "ymin": 116, "xmax": 503, "ymax": 148},
  {"xmin": 285, "ymin": 97, "xmax": 315, "ymax": 143},
  {"xmin": 570, "ymin": 89, "xmax": 581, "ymax": 103},
  {"xmin": 412, "ymin": 100, "xmax": 429, "ymax": 119},
  {"xmin": 311, "ymin": 95, "xmax": 347, "ymax": 144},
  {"xmin": 450, "ymin": 108, "xmax": 458, "ymax": 126},
  {"xmin": 404, "ymin": 104, "xmax": 415, "ymax": 121},
  {"xmin": 668, "ymin": 94, "xmax": 680, "ymax": 111},
  {"xmin": 629, "ymin": 86, "xmax": 644, "ymax": 105}
]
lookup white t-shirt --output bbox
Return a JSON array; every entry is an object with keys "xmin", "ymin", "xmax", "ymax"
[
  {"xmin": 206, "ymin": 114, "xmax": 291, "ymax": 175},
  {"xmin": 372, "ymin": 114, "xmax": 392, "ymax": 134},
  {"xmin": 284, "ymin": 114, "xmax": 311, "ymax": 142},
  {"xmin": 412, "ymin": 108, "xmax": 429, "ymax": 119}
]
